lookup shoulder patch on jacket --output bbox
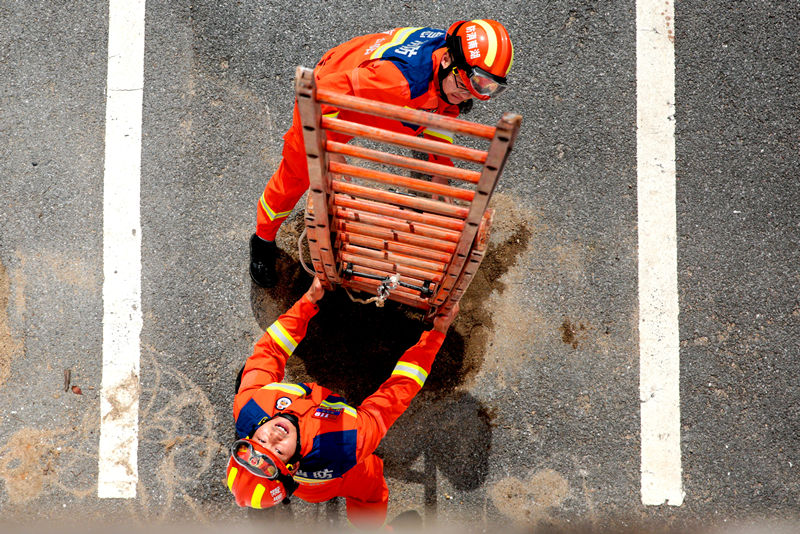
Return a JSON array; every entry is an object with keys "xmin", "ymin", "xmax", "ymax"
[
  {"xmin": 371, "ymin": 27, "xmax": 447, "ymax": 99},
  {"xmin": 236, "ymin": 397, "xmax": 271, "ymax": 439}
]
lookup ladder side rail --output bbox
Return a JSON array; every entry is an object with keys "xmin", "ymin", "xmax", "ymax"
[
  {"xmin": 428, "ymin": 210, "xmax": 493, "ymax": 320},
  {"xmin": 430, "ymin": 113, "xmax": 522, "ymax": 305},
  {"xmin": 316, "ymin": 89, "xmax": 496, "ymax": 140},
  {"xmin": 304, "ymin": 200, "xmax": 329, "ymax": 281},
  {"xmin": 295, "ymin": 67, "xmax": 339, "ymax": 287}
]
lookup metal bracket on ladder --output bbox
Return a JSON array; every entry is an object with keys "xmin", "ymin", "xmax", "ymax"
[{"xmin": 295, "ymin": 65, "xmax": 522, "ymax": 319}]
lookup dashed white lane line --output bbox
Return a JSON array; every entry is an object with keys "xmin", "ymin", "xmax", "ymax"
[
  {"xmin": 637, "ymin": 0, "xmax": 684, "ymax": 506},
  {"xmin": 98, "ymin": 0, "xmax": 146, "ymax": 499}
]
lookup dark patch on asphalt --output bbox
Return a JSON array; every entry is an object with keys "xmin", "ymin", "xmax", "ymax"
[
  {"xmin": 248, "ymin": 213, "xmax": 532, "ymax": 498},
  {"xmin": 559, "ymin": 318, "xmax": 587, "ymax": 349},
  {"xmin": 250, "ymin": 216, "xmax": 533, "ymax": 402}
]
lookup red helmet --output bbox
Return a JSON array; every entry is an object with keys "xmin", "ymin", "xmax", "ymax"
[
  {"xmin": 226, "ymin": 439, "xmax": 300, "ymax": 509},
  {"xmin": 446, "ymin": 19, "xmax": 514, "ymax": 100}
]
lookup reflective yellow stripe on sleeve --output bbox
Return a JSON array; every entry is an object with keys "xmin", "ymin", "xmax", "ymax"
[
  {"xmin": 371, "ymin": 27, "xmax": 423, "ymax": 59},
  {"xmin": 227, "ymin": 466, "xmax": 238, "ymax": 490},
  {"xmin": 260, "ymin": 193, "xmax": 293, "ymax": 221},
  {"xmin": 267, "ymin": 320, "xmax": 298, "ymax": 356},
  {"xmin": 251, "ymin": 483, "xmax": 266, "ymax": 508},
  {"xmin": 262, "ymin": 382, "xmax": 307, "ymax": 396},
  {"xmin": 391, "ymin": 361, "xmax": 428, "ymax": 387},
  {"xmin": 422, "ymin": 128, "xmax": 454, "ymax": 144}
]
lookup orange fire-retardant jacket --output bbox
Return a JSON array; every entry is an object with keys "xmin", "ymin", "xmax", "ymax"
[
  {"xmin": 281, "ymin": 26, "xmax": 460, "ymax": 166},
  {"xmin": 233, "ymin": 294, "xmax": 445, "ymax": 491}
]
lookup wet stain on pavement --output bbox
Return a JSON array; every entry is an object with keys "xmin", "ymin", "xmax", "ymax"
[
  {"xmin": 489, "ymin": 469, "xmax": 570, "ymax": 523},
  {"xmin": 559, "ymin": 318, "xmax": 586, "ymax": 349}
]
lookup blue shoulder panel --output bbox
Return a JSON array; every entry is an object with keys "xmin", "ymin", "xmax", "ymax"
[
  {"xmin": 374, "ymin": 27, "xmax": 447, "ymax": 99},
  {"xmin": 236, "ymin": 397, "xmax": 271, "ymax": 439},
  {"xmin": 296, "ymin": 429, "xmax": 358, "ymax": 481}
]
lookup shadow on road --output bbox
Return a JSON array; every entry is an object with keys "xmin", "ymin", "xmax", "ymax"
[{"xmin": 247, "ymin": 219, "xmax": 530, "ymax": 523}]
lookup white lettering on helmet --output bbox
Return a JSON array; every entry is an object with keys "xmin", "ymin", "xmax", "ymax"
[{"xmin": 465, "ymin": 25, "xmax": 480, "ymax": 60}]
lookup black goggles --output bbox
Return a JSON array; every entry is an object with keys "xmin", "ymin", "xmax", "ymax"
[{"xmin": 230, "ymin": 439, "xmax": 286, "ymax": 480}]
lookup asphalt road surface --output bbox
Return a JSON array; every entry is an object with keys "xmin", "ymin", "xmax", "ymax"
[{"xmin": 1, "ymin": 0, "xmax": 798, "ymax": 532}]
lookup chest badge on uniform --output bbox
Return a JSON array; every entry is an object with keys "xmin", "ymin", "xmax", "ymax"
[
  {"xmin": 275, "ymin": 396, "xmax": 292, "ymax": 410},
  {"xmin": 313, "ymin": 407, "xmax": 343, "ymax": 420}
]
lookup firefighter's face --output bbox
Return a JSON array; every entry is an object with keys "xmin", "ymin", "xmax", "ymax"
[
  {"xmin": 252, "ymin": 416, "xmax": 297, "ymax": 463},
  {"xmin": 440, "ymin": 53, "xmax": 473, "ymax": 104}
]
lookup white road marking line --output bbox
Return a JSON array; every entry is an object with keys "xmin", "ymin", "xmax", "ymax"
[
  {"xmin": 637, "ymin": 0, "xmax": 684, "ymax": 506},
  {"xmin": 98, "ymin": 0, "xmax": 146, "ymax": 499}
]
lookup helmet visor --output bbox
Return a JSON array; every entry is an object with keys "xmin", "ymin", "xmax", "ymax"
[
  {"xmin": 230, "ymin": 439, "xmax": 286, "ymax": 480},
  {"xmin": 467, "ymin": 66, "xmax": 508, "ymax": 98}
]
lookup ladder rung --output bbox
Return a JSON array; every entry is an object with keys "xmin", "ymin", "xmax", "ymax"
[
  {"xmin": 336, "ymin": 220, "xmax": 456, "ymax": 253},
  {"xmin": 345, "ymin": 280, "xmax": 431, "ymax": 309},
  {"xmin": 339, "ymin": 233, "xmax": 454, "ymax": 263},
  {"xmin": 329, "ymin": 161, "xmax": 475, "ymax": 202},
  {"xmin": 332, "ymin": 181, "xmax": 469, "ymax": 219},
  {"xmin": 323, "ymin": 117, "xmax": 488, "ymax": 165},
  {"xmin": 340, "ymin": 251, "xmax": 443, "ymax": 283},
  {"xmin": 327, "ymin": 141, "xmax": 481, "ymax": 184},
  {"xmin": 343, "ymin": 263, "xmax": 428, "ymax": 288},
  {"xmin": 334, "ymin": 195, "xmax": 465, "ymax": 231},
  {"xmin": 317, "ymin": 89, "xmax": 497, "ymax": 140},
  {"xmin": 334, "ymin": 206, "xmax": 461, "ymax": 242},
  {"xmin": 340, "ymin": 243, "xmax": 447, "ymax": 273}
]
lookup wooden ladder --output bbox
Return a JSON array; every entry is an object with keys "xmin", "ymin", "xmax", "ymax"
[{"xmin": 295, "ymin": 66, "xmax": 522, "ymax": 320}]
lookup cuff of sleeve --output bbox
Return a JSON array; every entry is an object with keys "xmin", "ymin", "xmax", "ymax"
[
  {"xmin": 423, "ymin": 329, "xmax": 446, "ymax": 349},
  {"xmin": 299, "ymin": 294, "xmax": 320, "ymax": 315}
]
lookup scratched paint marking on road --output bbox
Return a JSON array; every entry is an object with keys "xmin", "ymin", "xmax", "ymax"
[
  {"xmin": 98, "ymin": 0, "xmax": 146, "ymax": 499},
  {"xmin": 636, "ymin": 0, "xmax": 684, "ymax": 506}
]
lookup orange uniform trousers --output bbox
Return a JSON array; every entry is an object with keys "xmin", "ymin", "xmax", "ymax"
[
  {"xmin": 294, "ymin": 453, "xmax": 389, "ymax": 529},
  {"xmin": 256, "ymin": 103, "xmax": 340, "ymax": 241}
]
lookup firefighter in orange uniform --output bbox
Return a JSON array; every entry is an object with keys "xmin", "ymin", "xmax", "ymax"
[
  {"xmin": 250, "ymin": 20, "xmax": 515, "ymax": 287},
  {"xmin": 227, "ymin": 276, "xmax": 459, "ymax": 527}
]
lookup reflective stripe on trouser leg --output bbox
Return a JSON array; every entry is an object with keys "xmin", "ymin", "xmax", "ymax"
[{"xmin": 255, "ymin": 104, "xmax": 310, "ymax": 241}]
